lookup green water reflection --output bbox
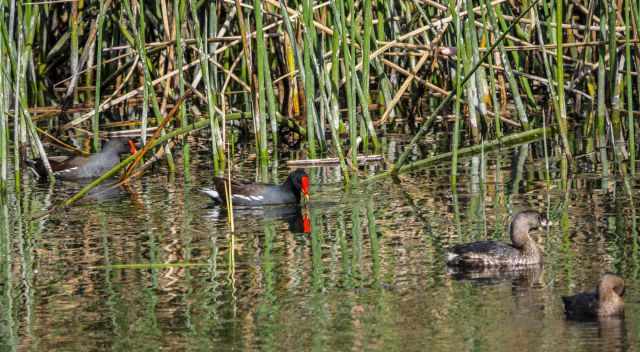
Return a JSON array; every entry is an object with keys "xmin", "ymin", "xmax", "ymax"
[{"xmin": 2, "ymin": 143, "xmax": 640, "ymax": 351}]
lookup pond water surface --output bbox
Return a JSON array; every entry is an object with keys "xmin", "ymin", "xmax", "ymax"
[{"xmin": 1, "ymin": 141, "xmax": 639, "ymax": 351}]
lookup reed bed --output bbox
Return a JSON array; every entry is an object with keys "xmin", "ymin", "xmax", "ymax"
[{"xmin": 0, "ymin": 0, "xmax": 638, "ymax": 194}]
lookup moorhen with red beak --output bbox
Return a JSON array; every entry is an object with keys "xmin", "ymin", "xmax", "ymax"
[
  {"xmin": 27, "ymin": 139, "xmax": 137, "ymax": 181},
  {"xmin": 201, "ymin": 169, "xmax": 310, "ymax": 206}
]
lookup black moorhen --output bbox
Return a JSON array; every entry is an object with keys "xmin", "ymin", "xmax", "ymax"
[
  {"xmin": 201, "ymin": 169, "xmax": 310, "ymax": 206},
  {"xmin": 562, "ymin": 273, "xmax": 625, "ymax": 320},
  {"xmin": 28, "ymin": 139, "xmax": 137, "ymax": 181},
  {"xmin": 446, "ymin": 210, "xmax": 549, "ymax": 268}
]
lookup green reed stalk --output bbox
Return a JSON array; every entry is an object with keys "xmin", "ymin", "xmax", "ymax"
[
  {"xmin": 313, "ymin": 45, "xmax": 351, "ymax": 182},
  {"xmin": 264, "ymin": 54, "xmax": 278, "ymax": 150},
  {"xmin": 607, "ymin": 2, "xmax": 617, "ymax": 95},
  {"xmin": 533, "ymin": 6, "xmax": 561, "ymax": 128},
  {"xmin": 277, "ymin": 1, "xmax": 303, "ymax": 92},
  {"xmin": 93, "ymin": 0, "xmax": 109, "ymax": 152},
  {"xmin": 189, "ymin": 0, "xmax": 223, "ymax": 171},
  {"xmin": 116, "ymin": 15, "xmax": 136, "ymax": 47},
  {"xmin": 141, "ymin": 59, "xmax": 150, "ymax": 145},
  {"xmin": 333, "ymin": 0, "xmax": 355, "ymax": 165},
  {"xmin": 450, "ymin": 0, "xmax": 463, "ymax": 188},
  {"xmin": 484, "ymin": 28, "xmax": 502, "ymax": 139},
  {"xmin": 138, "ymin": 0, "xmax": 149, "ymax": 147},
  {"xmin": 635, "ymin": 0, "xmax": 640, "ymax": 40},
  {"xmin": 294, "ymin": 7, "xmax": 349, "ymax": 181},
  {"xmin": 371, "ymin": 0, "xmax": 394, "ymax": 123},
  {"xmin": 317, "ymin": 27, "xmax": 328, "ymax": 151},
  {"xmin": 463, "ymin": 0, "xmax": 482, "ymax": 143},
  {"xmin": 391, "ymin": 0, "xmax": 541, "ymax": 176},
  {"xmin": 175, "ymin": 0, "xmax": 189, "ymax": 174},
  {"xmin": 13, "ymin": 7, "xmax": 24, "ymax": 191},
  {"xmin": 239, "ymin": 58, "xmax": 253, "ymax": 144},
  {"xmin": 358, "ymin": 0, "xmax": 380, "ymax": 151},
  {"xmin": 119, "ymin": 7, "xmax": 148, "ymax": 123},
  {"xmin": 610, "ymin": 57, "xmax": 625, "ymax": 167},
  {"xmin": 0, "ymin": 93, "xmax": 5, "ymax": 192},
  {"xmin": 254, "ymin": 0, "xmax": 268, "ymax": 168},
  {"xmin": 554, "ymin": 0, "xmax": 571, "ymax": 160},
  {"xmin": 624, "ymin": 0, "xmax": 635, "ymax": 175},
  {"xmin": 0, "ymin": 4, "xmax": 7, "ymax": 191},
  {"xmin": 277, "ymin": 1, "xmax": 320, "ymax": 155},
  {"xmin": 123, "ymin": 0, "xmax": 176, "ymax": 171},
  {"xmin": 67, "ymin": 0, "xmax": 79, "ymax": 105},
  {"xmin": 635, "ymin": 0, "xmax": 640, "ymax": 165},
  {"xmin": 347, "ymin": 0, "xmax": 359, "ymax": 164},
  {"xmin": 485, "ymin": 0, "xmax": 529, "ymax": 130},
  {"xmin": 461, "ymin": 6, "xmax": 480, "ymax": 143},
  {"xmin": 208, "ymin": 2, "xmax": 218, "ymax": 92},
  {"xmin": 494, "ymin": 5, "xmax": 536, "ymax": 107},
  {"xmin": 303, "ymin": 0, "xmax": 317, "ymax": 157},
  {"xmin": 542, "ymin": 111, "xmax": 551, "ymax": 189},
  {"xmin": 263, "ymin": 38, "xmax": 278, "ymax": 150},
  {"xmin": 596, "ymin": 35, "xmax": 609, "ymax": 182},
  {"xmin": 330, "ymin": 17, "xmax": 340, "ymax": 94},
  {"xmin": 596, "ymin": 18, "xmax": 607, "ymax": 149},
  {"xmin": 14, "ymin": 3, "xmax": 49, "ymax": 184},
  {"xmin": 605, "ymin": 0, "xmax": 624, "ymax": 168}
]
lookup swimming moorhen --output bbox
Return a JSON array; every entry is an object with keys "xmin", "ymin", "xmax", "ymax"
[
  {"xmin": 446, "ymin": 210, "xmax": 549, "ymax": 268},
  {"xmin": 201, "ymin": 169, "xmax": 310, "ymax": 206},
  {"xmin": 28, "ymin": 139, "xmax": 137, "ymax": 181},
  {"xmin": 562, "ymin": 273, "xmax": 625, "ymax": 320}
]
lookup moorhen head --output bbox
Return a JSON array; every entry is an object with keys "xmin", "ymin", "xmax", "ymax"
[{"xmin": 201, "ymin": 168, "xmax": 310, "ymax": 206}]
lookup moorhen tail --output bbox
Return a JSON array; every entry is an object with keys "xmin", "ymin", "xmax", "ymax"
[
  {"xmin": 201, "ymin": 169, "xmax": 310, "ymax": 206},
  {"xmin": 27, "ymin": 139, "xmax": 137, "ymax": 181},
  {"xmin": 562, "ymin": 273, "xmax": 625, "ymax": 320}
]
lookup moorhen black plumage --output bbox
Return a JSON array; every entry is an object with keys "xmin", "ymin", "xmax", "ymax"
[
  {"xmin": 562, "ymin": 273, "xmax": 625, "ymax": 320},
  {"xmin": 28, "ymin": 139, "xmax": 136, "ymax": 181},
  {"xmin": 201, "ymin": 169, "xmax": 310, "ymax": 206},
  {"xmin": 446, "ymin": 210, "xmax": 549, "ymax": 268}
]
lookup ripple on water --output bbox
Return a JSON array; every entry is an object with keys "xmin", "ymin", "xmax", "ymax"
[{"xmin": 3, "ymin": 147, "xmax": 640, "ymax": 351}]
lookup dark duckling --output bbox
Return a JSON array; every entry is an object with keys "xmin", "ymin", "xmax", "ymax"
[
  {"xmin": 562, "ymin": 273, "xmax": 625, "ymax": 320},
  {"xmin": 446, "ymin": 210, "xmax": 549, "ymax": 268}
]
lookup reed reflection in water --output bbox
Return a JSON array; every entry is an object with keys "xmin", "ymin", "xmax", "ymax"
[{"xmin": 1, "ymin": 143, "xmax": 639, "ymax": 351}]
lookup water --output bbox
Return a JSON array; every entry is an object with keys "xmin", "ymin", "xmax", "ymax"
[{"xmin": 1, "ymin": 142, "xmax": 639, "ymax": 351}]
